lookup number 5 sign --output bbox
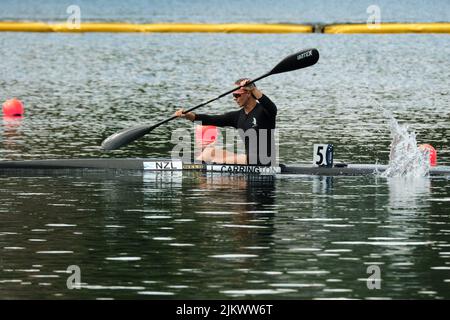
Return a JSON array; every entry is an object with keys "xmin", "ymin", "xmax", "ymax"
[{"xmin": 313, "ymin": 144, "xmax": 334, "ymax": 167}]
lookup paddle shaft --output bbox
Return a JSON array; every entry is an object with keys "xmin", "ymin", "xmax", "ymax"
[{"xmin": 145, "ymin": 73, "xmax": 270, "ymax": 131}]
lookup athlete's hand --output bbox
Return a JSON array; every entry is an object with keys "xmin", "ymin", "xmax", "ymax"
[
  {"xmin": 174, "ymin": 108, "xmax": 185, "ymax": 118},
  {"xmin": 240, "ymin": 79, "xmax": 256, "ymax": 91},
  {"xmin": 240, "ymin": 79, "xmax": 262, "ymax": 99},
  {"xmin": 174, "ymin": 108, "xmax": 195, "ymax": 121}
]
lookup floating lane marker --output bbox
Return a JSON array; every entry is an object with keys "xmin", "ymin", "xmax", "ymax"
[
  {"xmin": 2, "ymin": 22, "xmax": 449, "ymax": 34},
  {"xmin": 324, "ymin": 23, "xmax": 450, "ymax": 34},
  {"xmin": 0, "ymin": 22, "xmax": 52, "ymax": 32},
  {"xmin": 0, "ymin": 22, "xmax": 312, "ymax": 33}
]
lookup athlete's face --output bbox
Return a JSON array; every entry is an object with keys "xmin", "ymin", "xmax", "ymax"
[{"xmin": 233, "ymin": 92, "xmax": 250, "ymax": 107}]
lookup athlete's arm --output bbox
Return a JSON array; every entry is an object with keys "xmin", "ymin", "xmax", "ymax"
[
  {"xmin": 174, "ymin": 109, "xmax": 238, "ymax": 128},
  {"xmin": 257, "ymin": 94, "xmax": 277, "ymax": 117},
  {"xmin": 240, "ymin": 79, "xmax": 277, "ymax": 116},
  {"xmin": 194, "ymin": 111, "xmax": 239, "ymax": 128}
]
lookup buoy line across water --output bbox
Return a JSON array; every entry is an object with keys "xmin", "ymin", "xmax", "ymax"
[{"xmin": 0, "ymin": 22, "xmax": 450, "ymax": 33}]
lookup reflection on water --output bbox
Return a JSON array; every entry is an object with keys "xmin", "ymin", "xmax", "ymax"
[
  {"xmin": 2, "ymin": 171, "xmax": 449, "ymax": 299},
  {"xmin": 387, "ymin": 177, "xmax": 431, "ymax": 211},
  {"xmin": 1, "ymin": 116, "xmax": 24, "ymax": 159}
]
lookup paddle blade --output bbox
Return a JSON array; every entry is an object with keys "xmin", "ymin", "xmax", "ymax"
[
  {"xmin": 269, "ymin": 48, "xmax": 319, "ymax": 75},
  {"xmin": 101, "ymin": 124, "xmax": 154, "ymax": 150}
]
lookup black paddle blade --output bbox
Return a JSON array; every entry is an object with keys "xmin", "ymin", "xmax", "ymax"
[
  {"xmin": 101, "ymin": 124, "xmax": 154, "ymax": 150},
  {"xmin": 269, "ymin": 48, "xmax": 319, "ymax": 75}
]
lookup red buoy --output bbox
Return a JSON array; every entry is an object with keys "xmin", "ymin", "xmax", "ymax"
[
  {"xmin": 419, "ymin": 144, "xmax": 437, "ymax": 166},
  {"xmin": 2, "ymin": 98, "xmax": 24, "ymax": 116},
  {"xmin": 195, "ymin": 125, "xmax": 218, "ymax": 147}
]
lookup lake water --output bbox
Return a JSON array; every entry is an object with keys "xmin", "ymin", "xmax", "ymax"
[
  {"xmin": 1, "ymin": 1, "xmax": 450, "ymax": 300},
  {"xmin": 1, "ymin": 0, "xmax": 450, "ymax": 23},
  {"xmin": 1, "ymin": 170, "xmax": 450, "ymax": 299}
]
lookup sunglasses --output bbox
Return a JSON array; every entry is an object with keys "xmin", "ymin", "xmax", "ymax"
[{"xmin": 233, "ymin": 93, "xmax": 245, "ymax": 98}]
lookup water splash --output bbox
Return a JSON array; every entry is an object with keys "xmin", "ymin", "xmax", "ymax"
[{"xmin": 380, "ymin": 110, "xmax": 429, "ymax": 178}]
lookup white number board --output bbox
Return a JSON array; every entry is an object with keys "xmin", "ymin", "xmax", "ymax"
[{"xmin": 313, "ymin": 144, "xmax": 333, "ymax": 167}]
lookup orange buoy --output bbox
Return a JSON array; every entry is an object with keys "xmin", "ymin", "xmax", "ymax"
[
  {"xmin": 195, "ymin": 125, "xmax": 218, "ymax": 147},
  {"xmin": 2, "ymin": 98, "xmax": 24, "ymax": 116},
  {"xmin": 419, "ymin": 144, "xmax": 437, "ymax": 166}
]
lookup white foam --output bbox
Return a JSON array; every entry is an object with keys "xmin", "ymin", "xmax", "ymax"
[
  {"xmin": 210, "ymin": 254, "xmax": 258, "ymax": 259},
  {"xmin": 381, "ymin": 111, "xmax": 430, "ymax": 178},
  {"xmin": 221, "ymin": 289, "xmax": 296, "ymax": 295},
  {"xmin": 36, "ymin": 251, "xmax": 73, "ymax": 254},
  {"xmin": 106, "ymin": 257, "xmax": 141, "ymax": 261},
  {"xmin": 137, "ymin": 291, "xmax": 175, "ymax": 296}
]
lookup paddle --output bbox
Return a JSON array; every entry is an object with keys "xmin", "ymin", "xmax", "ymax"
[{"xmin": 101, "ymin": 48, "xmax": 319, "ymax": 150}]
